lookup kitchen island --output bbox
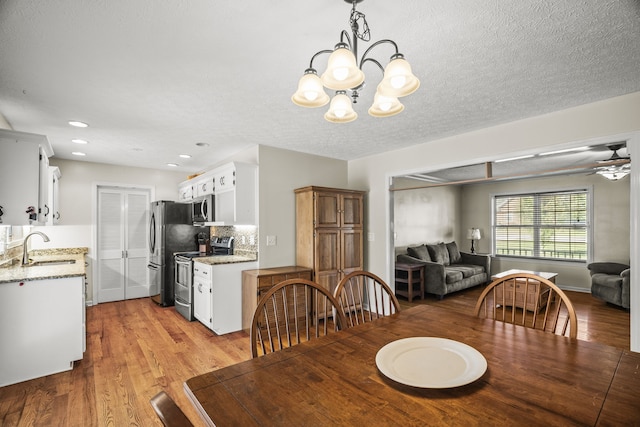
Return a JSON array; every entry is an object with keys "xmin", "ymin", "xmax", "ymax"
[{"xmin": 0, "ymin": 248, "xmax": 88, "ymax": 387}]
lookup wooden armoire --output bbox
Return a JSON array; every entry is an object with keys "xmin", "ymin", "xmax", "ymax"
[{"xmin": 295, "ymin": 186, "xmax": 365, "ymax": 298}]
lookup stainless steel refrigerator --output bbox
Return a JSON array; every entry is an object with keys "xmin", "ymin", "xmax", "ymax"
[{"xmin": 148, "ymin": 200, "xmax": 207, "ymax": 306}]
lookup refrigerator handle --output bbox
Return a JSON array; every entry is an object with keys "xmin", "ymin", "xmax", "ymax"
[
  {"xmin": 201, "ymin": 199, "xmax": 207, "ymax": 220},
  {"xmin": 149, "ymin": 212, "xmax": 156, "ymax": 253}
]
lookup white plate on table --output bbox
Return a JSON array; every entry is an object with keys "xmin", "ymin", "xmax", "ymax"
[{"xmin": 375, "ymin": 337, "xmax": 487, "ymax": 388}]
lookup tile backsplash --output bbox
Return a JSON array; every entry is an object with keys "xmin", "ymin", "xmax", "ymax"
[{"xmin": 211, "ymin": 225, "xmax": 258, "ymax": 256}]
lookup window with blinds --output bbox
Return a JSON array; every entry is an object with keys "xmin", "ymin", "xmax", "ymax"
[{"xmin": 492, "ymin": 189, "xmax": 589, "ymax": 261}]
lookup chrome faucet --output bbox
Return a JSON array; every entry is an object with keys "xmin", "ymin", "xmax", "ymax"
[{"xmin": 22, "ymin": 231, "xmax": 50, "ymax": 265}]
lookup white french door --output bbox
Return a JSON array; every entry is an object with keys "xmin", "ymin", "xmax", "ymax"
[{"xmin": 96, "ymin": 187, "xmax": 150, "ymax": 303}]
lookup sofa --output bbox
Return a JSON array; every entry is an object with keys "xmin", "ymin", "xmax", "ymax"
[
  {"xmin": 587, "ymin": 262, "xmax": 630, "ymax": 309},
  {"xmin": 397, "ymin": 241, "xmax": 491, "ymax": 299}
]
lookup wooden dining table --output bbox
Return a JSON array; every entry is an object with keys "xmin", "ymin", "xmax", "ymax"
[{"xmin": 184, "ymin": 304, "xmax": 640, "ymax": 426}]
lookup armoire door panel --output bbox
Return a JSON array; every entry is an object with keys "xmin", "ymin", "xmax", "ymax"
[
  {"xmin": 342, "ymin": 229, "xmax": 363, "ymax": 271},
  {"xmin": 342, "ymin": 195, "xmax": 363, "ymax": 228},
  {"xmin": 315, "ymin": 193, "xmax": 340, "ymax": 227},
  {"xmin": 315, "ymin": 230, "xmax": 340, "ymax": 273}
]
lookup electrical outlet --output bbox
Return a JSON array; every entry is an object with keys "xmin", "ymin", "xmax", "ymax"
[
  {"xmin": 241, "ymin": 235, "xmax": 246, "ymax": 244},
  {"xmin": 266, "ymin": 235, "xmax": 276, "ymax": 246},
  {"xmin": 368, "ymin": 232, "xmax": 375, "ymax": 242},
  {"xmin": 250, "ymin": 235, "xmax": 255, "ymax": 245}
]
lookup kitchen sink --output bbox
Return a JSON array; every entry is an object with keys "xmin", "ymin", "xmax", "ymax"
[{"xmin": 29, "ymin": 259, "xmax": 76, "ymax": 266}]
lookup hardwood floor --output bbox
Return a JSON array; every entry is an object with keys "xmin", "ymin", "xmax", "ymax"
[{"xmin": 0, "ymin": 289, "xmax": 630, "ymax": 426}]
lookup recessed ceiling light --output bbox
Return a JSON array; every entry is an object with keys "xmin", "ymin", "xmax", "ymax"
[
  {"xmin": 68, "ymin": 120, "xmax": 89, "ymax": 128},
  {"xmin": 167, "ymin": 163, "xmax": 179, "ymax": 167},
  {"xmin": 72, "ymin": 151, "xmax": 86, "ymax": 156},
  {"xmin": 72, "ymin": 139, "xmax": 88, "ymax": 144},
  {"xmin": 179, "ymin": 154, "xmax": 192, "ymax": 159},
  {"xmin": 196, "ymin": 142, "xmax": 209, "ymax": 147},
  {"xmin": 495, "ymin": 154, "xmax": 535, "ymax": 163}
]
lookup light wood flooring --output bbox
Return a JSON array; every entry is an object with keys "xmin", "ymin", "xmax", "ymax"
[{"xmin": 0, "ymin": 288, "xmax": 630, "ymax": 426}]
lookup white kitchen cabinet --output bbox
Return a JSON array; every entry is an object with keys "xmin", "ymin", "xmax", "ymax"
[
  {"xmin": 178, "ymin": 180, "xmax": 194, "ymax": 202},
  {"xmin": 213, "ymin": 162, "xmax": 257, "ymax": 225},
  {"xmin": 194, "ymin": 171, "xmax": 215, "ymax": 199},
  {"xmin": 0, "ymin": 129, "xmax": 54, "ymax": 225},
  {"xmin": 193, "ymin": 260, "xmax": 257, "ymax": 335},
  {"xmin": 193, "ymin": 262, "xmax": 212, "ymax": 328},
  {"xmin": 46, "ymin": 166, "xmax": 61, "ymax": 225},
  {"xmin": 0, "ymin": 276, "xmax": 84, "ymax": 387}
]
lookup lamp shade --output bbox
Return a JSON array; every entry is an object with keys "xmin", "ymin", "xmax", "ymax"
[
  {"xmin": 596, "ymin": 164, "xmax": 630, "ymax": 181},
  {"xmin": 292, "ymin": 70, "xmax": 330, "ymax": 108},
  {"xmin": 324, "ymin": 92, "xmax": 357, "ymax": 123},
  {"xmin": 467, "ymin": 228, "xmax": 481, "ymax": 240},
  {"xmin": 378, "ymin": 56, "xmax": 420, "ymax": 98},
  {"xmin": 368, "ymin": 87, "xmax": 404, "ymax": 117},
  {"xmin": 321, "ymin": 44, "xmax": 365, "ymax": 91}
]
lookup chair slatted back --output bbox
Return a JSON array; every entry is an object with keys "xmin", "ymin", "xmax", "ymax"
[
  {"xmin": 334, "ymin": 271, "xmax": 400, "ymax": 328},
  {"xmin": 473, "ymin": 273, "xmax": 578, "ymax": 339},
  {"xmin": 250, "ymin": 278, "xmax": 347, "ymax": 358}
]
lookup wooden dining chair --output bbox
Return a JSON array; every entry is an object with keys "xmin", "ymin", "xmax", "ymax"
[
  {"xmin": 473, "ymin": 273, "xmax": 578, "ymax": 339},
  {"xmin": 334, "ymin": 271, "xmax": 401, "ymax": 328},
  {"xmin": 250, "ymin": 278, "xmax": 347, "ymax": 358},
  {"xmin": 149, "ymin": 391, "xmax": 194, "ymax": 427}
]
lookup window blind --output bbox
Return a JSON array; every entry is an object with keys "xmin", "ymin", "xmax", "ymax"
[{"xmin": 493, "ymin": 189, "xmax": 589, "ymax": 261}]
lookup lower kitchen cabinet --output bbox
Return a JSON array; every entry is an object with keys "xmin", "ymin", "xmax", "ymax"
[
  {"xmin": 0, "ymin": 276, "xmax": 84, "ymax": 387},
  {"xmin": 194, "ymin": 260, "xmax": 257, "ymax": 335},
  {"xmin": 241, "ymin": 266, "xmax": 313, "ymax": 332}
]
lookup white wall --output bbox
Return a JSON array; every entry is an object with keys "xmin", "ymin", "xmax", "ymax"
[
  {"xmin": 256, "ymin": 145, "xmax": 349, "ymax": 268},
  {"xmin": 49, "ymin": 158, "xmax": 186, "ymax": 225}
]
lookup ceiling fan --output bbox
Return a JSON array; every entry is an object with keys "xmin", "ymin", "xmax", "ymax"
[
  {"xmin": 597, "ymin": 143, "xmax": 630, "ymax": 162},
  {"xmin": 593, "ymin": 143, "xmax": 630, "ymax": 180}
]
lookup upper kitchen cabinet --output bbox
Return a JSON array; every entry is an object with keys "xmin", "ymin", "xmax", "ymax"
[
  {"xmin": 0, "ymin": 129, "xmax": 54, "ymax": 225},
  {"xmin": 214, "ymin": 162, "xmax": 257, "ymax": 225},
  {"xmin": 193, "ymin": 170, "xmax": 215, "ymax": 199},
  {"xmin": 178, "ymin": 180, "xmax": 194, "ymax": 202},
  {"xmin": 47, "ymin": 166, "xmax": 61, "ymax": 225}
]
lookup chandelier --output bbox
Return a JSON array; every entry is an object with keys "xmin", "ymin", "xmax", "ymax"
[{"xmin": 291, "ymin": 0, "xmax": 420, "ymax": 123}]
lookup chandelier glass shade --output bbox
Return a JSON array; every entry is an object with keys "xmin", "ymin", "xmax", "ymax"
[{"xmin": 292, "ymin": 0, "xmax": 420, "ymax": 123}]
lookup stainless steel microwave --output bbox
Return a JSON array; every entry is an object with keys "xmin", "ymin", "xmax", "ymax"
[{"xmin": 192, "ymin": 195, "xmax": 214, "ymax": 224}]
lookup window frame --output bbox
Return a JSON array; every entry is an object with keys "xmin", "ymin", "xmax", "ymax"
[{"xmin": 491, "ymin": 186, "xmax": 593, "ymax": 263}]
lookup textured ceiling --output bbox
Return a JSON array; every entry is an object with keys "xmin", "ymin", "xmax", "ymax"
[{"xmin": 0, "ymin": 0, "xmax": 639, "ymax": 174}]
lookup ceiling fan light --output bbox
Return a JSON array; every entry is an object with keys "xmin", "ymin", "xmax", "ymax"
[
  {"xmin": 368, "ymin": 89, "xmax": 404, "ymax": 118},
  {"xmin": 378, "ymin": 56, "xmax": 420, "ymax": 97},
  {"xmin": 321, "ymin": 45, "xmax": 365, "ymax": 90},
  {"xmin": 596, "ymin": 164, "xmax": 631, "ymax": 181},
  {"xmin": 324, "ymin": 92, "xmax": 357, "ymax": 123},
  {"xmin": 292, "ymin": 70, "xmax": 330, "ymax": 107}
]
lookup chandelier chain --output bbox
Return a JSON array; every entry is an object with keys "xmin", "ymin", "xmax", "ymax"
[{"xmin": 350, "ymin": 6, "xmax": 370, "ymax": 42}]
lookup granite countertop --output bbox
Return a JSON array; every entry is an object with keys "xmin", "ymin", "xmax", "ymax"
[
  {"xmin": 0, "ymin": 248, "xmax": 88, "ymax": 284},
  {"xmin": 194, "ymin": 253, "xmax": 257, "ymax": 265}
]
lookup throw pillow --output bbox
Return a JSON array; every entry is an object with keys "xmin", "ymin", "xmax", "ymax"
[
  {"xmin": 427, "ymin": 242, "xmax": 450, "ymax": 265},
  {"xmin": 446, "ymin": 241, "xmax": 462, "ymax": 264},
  {"xmin": 407, "ymin": 244, "xmax": 431, "ymax": 262}
]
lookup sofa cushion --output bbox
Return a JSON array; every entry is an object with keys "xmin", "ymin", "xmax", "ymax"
[
  {"xmin": 447, "ymin": 264, "xmax": 484, "ymax": 278},
  {"xmin": 445, "ymin": 269, "xmax": 463, "ymax": 284},
  {"xmin": 428, "ymin": 243, "xmax": 450, "ymax": 265},
  {"xmin": 407, "ymin": 244, "xmax": 431, "ymax": 262},
  {"xmin": 446, "ymin": 241, "xmax": 461, "ymax": 264}
]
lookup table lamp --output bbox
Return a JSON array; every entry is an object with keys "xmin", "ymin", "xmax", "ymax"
[{"xmin": 467, "ymin": 228, "xmax": 481, "ymax": 254}]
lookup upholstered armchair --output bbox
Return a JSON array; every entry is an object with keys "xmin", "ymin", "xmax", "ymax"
[{"xmin": 587, "ymin": 262, "xmax": 630, "ymax": 309}]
